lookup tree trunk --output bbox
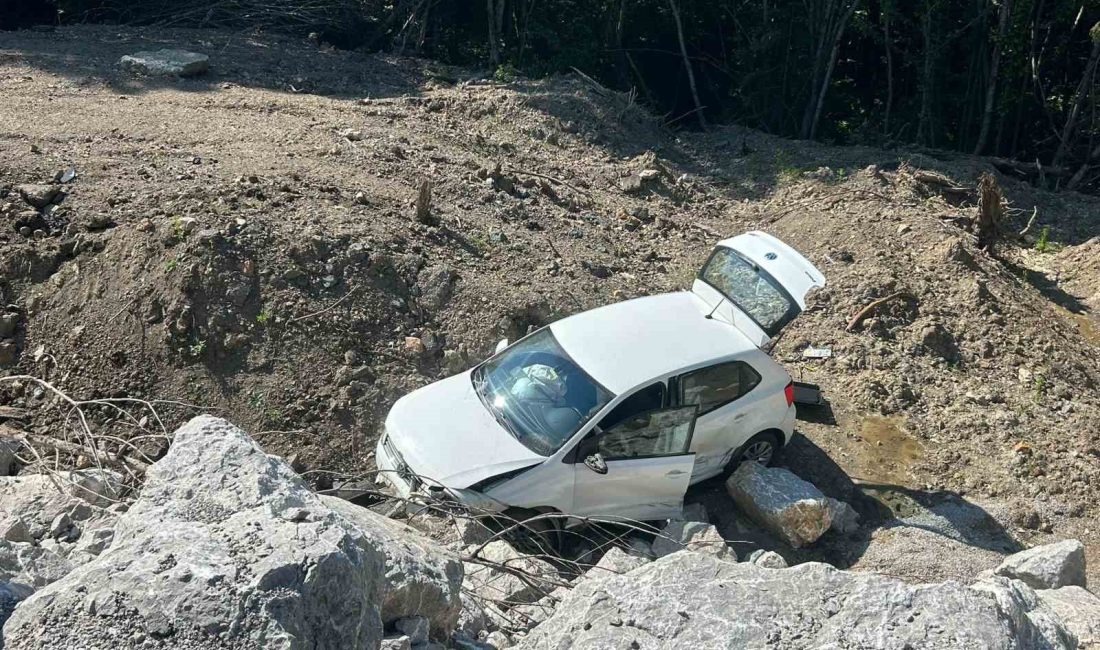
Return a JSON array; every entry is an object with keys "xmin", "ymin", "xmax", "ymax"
[
  {"xmin": 917, "ymin": 1, "xmax": 936, "ymax": 146},
  {"xmin": 803, "ymin": 0, "xmax": 859, "ymax": 140},
  {"xmin": 883, "ymin": 2, "xmax": 895, "ymax": 136},
  {"xmin": 1052, "ymin": 23, "xmax": 1100, "ymax": 168},
  {"xmin": 487, "ymin": 0, "xmax": 500, "ymax": 65},
  {"xmin": 974, "ymin": 0, "xmax": 1013, "ymax": 155},
  {"xmin": 668, "ymin": 0, "xmax": 708, "ymax": 130}
]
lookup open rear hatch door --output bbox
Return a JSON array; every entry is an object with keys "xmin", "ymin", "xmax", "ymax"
[{"xmin": 692, "ymin": 231, "xmax": 825, "ymax": 349}]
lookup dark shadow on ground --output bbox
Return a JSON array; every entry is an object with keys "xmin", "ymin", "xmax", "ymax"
[
  {"xmin": 1002, "ymin": 258, "xmax": 1091, "ymax": 315},
  {"xmin": 687, "ymin": 432, "xmax": 1021, "ymax": 570},
  {"xmin": 0, "ymin": 24, "xmax": 430, "ymax": 100}
]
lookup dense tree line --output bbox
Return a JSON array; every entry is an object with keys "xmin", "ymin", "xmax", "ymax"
[{"xmin": 7, "ymin": 0, "xmax": 1100, "ymax": 190}]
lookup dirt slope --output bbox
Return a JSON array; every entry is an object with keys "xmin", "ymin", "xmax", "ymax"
[{"xmin": 1, "ymin": 26, "xmax": 1098, "ymax": 583}]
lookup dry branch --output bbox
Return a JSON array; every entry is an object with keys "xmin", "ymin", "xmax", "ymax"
[{"xmin": 846, "ymin": 292, "xmax": 910, "ymax": 332}]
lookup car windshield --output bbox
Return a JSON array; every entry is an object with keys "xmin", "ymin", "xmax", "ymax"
[
  {"xmin": 700, "ymin": 246, "xmax": 796, "ymax": 335},
  {"xmin": 472, "ymin": 329, "xmax": 614, "ymax": 456}
]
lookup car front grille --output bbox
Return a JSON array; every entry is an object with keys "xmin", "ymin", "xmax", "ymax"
[{"xmin": 383, "ymin": 434, "xmax": 420, "ymax": 491}]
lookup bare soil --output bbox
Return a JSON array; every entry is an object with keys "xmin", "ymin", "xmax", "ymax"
[{"xmin": 2, "ymin": 25, "xmax": 1099, "ymax": 584}]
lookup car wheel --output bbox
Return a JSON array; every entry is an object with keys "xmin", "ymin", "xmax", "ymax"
[
  {"xmin": 723, "ymin": 432, "xmax": 781, "ymax": 477},
  {"xmin": 500, "ymin": 509, "xmax": 561, "ymax": 556}
]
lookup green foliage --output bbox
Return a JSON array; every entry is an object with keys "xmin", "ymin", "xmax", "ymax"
[
  {"xmin": 493, "ymin": 63, "xmax": 518, "ymax": 83},
  {"xmin": 17, "ymin": 0, "xmax": 1100, "ymax": 190},
  {"xmin": 1035, "ymin": 226, "xmax": 1052, "ymax": 253},
  {"xmin": 256, "ymin": 307, "xmax": 273, "ymax": 325},
  {"xmin": 188, "ymin": 339, "xmax": 206, "ymax": 358},
  {"xmin": 165, "ymin": 258, "xmax": 177, "ymax": 272}
]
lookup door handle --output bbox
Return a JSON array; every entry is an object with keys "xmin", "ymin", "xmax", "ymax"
[
  {"xmin": 665, "ymin": 470, "xmax": 687, "ymax": 477},
  {"xmin": 733, "ymin": 413, "xmax": 747, "ymax": 421}
]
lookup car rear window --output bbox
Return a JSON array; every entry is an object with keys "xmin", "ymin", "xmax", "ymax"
[{"xmin": 700, "ymin": 246, "xmax": 796, "ymax": 335}]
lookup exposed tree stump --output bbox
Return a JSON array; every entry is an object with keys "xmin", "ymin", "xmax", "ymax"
[
  {"xmin": 976, "ymin": 172, "xmax": 1005, "ymax": 252},
  {"xmin": 415, "ymin": 179, "xmax": 434, "ymax": 225}
]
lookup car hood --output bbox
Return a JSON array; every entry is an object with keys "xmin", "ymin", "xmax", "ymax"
[{"xmin": 383, "ymin": 371, "xmax": 544, "ymax": 489}]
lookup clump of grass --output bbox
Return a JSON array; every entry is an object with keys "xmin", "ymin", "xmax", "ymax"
[
  {"xmin": 1035, "ymin": 226, "xmax": 1054, "ymax": 253},
  {"xmin": 494, "ymin": 63, "xmax": 518, "ymax": 83},
  {"xmin": 256, "ymin": 307, "xmax": 274, "ymax": 325}
]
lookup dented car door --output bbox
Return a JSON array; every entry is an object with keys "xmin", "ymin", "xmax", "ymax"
[{"xmin": 569, "ymin": 406, "xmax": 698, "ymax": 521}]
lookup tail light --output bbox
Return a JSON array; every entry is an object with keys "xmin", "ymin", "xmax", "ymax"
[{"xmin": 784, "ymin": 381, "xmax": 795, "ymax": 407}]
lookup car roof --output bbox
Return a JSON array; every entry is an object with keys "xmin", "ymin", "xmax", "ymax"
[{"xmin": 549, "ymin": 291, "xmax": 759, "ymax": 395}]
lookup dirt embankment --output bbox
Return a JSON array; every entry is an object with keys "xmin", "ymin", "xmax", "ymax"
[{"xmin": 1, "ymin": 25, "xmax": 1099, "ymax": 583}]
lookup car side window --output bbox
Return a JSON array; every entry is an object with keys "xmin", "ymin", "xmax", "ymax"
[
  {"xmin": 597, "ymin": 406, "xmax": 697, "ymax": 460},
  {"xmin": 678, "ymin": 361, "xmax": 761, "ymax": 415},
  {"xmin": 598, "ymin": 382, "xmax": 666, "ymax": 431}
]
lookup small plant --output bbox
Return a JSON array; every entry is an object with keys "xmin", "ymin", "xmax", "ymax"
[
  {"xmin": 189, "ymin": 340, "xmax": 206, "ymax": 358},
  {"xmin": 172, "ymin": 215, "xmax": 185, "ymax": 241},
  {"xmin": 256, "ymin": 307, "xmax": 273, "ymax": 325},
  {"xmin": 494, "ymin": 63, "xmax": 518, "ymax": 83},
  {"xmin": 1035, "ymin": 226, "xmax": 1051, "ymax": 253},
  {"xmin": 1032, "ymin": 373, "xmax": 1046, "ymax": 403},
  {"xmin": 165, "ymin": 259, "xmax": 178, "ymax": 272}
]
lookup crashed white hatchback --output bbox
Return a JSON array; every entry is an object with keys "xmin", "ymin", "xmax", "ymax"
[{"xmin": 377, "ymin": 231, "xmax": 825, "ymax": 524}]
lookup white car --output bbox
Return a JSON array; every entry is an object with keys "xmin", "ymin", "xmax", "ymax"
[{"xmin": 376, "ymin": 231, "xmax": 825, "ymax": 526}]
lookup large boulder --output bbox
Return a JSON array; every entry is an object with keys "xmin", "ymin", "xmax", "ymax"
[
  {"xmin": 320, "ymin": 496, "xmax": 462, "ymax": 634},
  {"xmin": 4, "ymin": 416, "xmax": 462, "ymax": 649},
  {"xmin": 994, "ymin": 540, "xmax": 1087, "ymax": 590},
  {"xmin": 517, "ymin": 553, "xmax": 1073, "ymax": 649},
  {"xmin": 1036, "ymin": 586, "xmax": 1100, "ymax": 647},
  {"xmin": 725, "ymin": 462, "xmax": 834, "ymax": 547}
]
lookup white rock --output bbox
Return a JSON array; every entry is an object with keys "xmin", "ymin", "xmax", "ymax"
[
  {"xmin": 652, "ymin": 520, "xmax": 735, "ymax": 561},
  {"xmin": 726, "ymin": 462, "xmax": 832, "ymax": 547},
  {"xmin": 826, "ymin": 497, "xmax": 860, "ymax": 534},
  {"xmin": 5, "ymin": 416, "xmax": 462, "ymax": 649},
  {"xmin": 994, "ymin": 539, "xmax": 1087, "ymax": 589},
  {"xmin": 464, "ymin": 540, "xmax": 557, "ymax": 606},
  {"xmin": 381, "ymin": 634, "xmax": 412, "ymax": 650},
  {"xmin": 119, "ymin": 49, "xmax": 210, "ymax": 77},
  {"xmin": 518, "ymin": 553, "xmax": 1074, "ymax": 649},
  {"xmin": 750, "ymin": 550, "xmax": 788, "ymax": 569},
  {"xmin": 1036, "ymin": 586, "xmax": 1100, "ymax": 647}
]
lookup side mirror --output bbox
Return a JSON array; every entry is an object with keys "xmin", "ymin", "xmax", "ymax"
[
  {"xmin": 494, "ymin": 338, "xmax": 509, "ymax": 355},
  {"xmin": 584, "ymin": 453, "xmax": 608, "ymax": 475}
]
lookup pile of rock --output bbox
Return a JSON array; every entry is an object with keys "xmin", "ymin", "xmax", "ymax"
[{"xmin": 1, "ymin": 416, "xmax": 1096, "ymax": 650}]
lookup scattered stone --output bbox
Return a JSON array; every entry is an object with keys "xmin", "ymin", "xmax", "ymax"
[
  {"xmin": 726, "ymin": 462, "xmax": 833, "ymax": 548},
  {"xmin": 381, "ymin": 635, "xmax": 412, "ymax": 650},
  {"xmin": 619, "ymin": 174, "xmax": 643, "ymax": 193},
  {"xmin": 994, "ymin": 539, "xmax": 1087, "ymax": 590},
  {"xmin": 405, "ymin": 336, "xmax": 427, "ymax": 355},
  {"xmin": 918, "ymin": 322, "xmax": 959, "ymax": 361},
  {"xmin": 897, "ymin": 223, "xmax": 912, "ymax": 235},
  {"xmin": 15, "ymin": 184, "xmax": 59, "ymax": 209},
  {"xmin": 416, "ymin": 265, "xmax": 457, "ymax": 311},
  {"xmin": 486, "ymin": 630, "xmax": 512, "ymax": 648},
  {"xmin": 0, "ymin": 517, "xmax": 31, "ymax": 544},
  {"xmin": 652, "ymin": 520, "xmax": 735, "ymax": 561},
  {"xmin": 749, "ymin": 550, "xmax": 789, "ymax": 569},
  {"xmin": 119, "ymin": 49, "xmax": 210, "ymax": 77},
  {"xmin": 394, "ymin": 615, "xmax": 430, "ymax": 645},
  {"xmin": 0, "ymin": 313, "xmax": 17, "ymax": 338},
  {"xmin": 825, "ymin": 497, "xmax": 860, "ymax": 534}
]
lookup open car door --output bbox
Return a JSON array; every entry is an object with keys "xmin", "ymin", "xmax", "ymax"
[
  {"xmin": 571, "ymin": 406, "xmax": 697, "ymax": 522},
  {"xmin": 692, "ymin": 231, "xmax": 826, "ymax": 349}
]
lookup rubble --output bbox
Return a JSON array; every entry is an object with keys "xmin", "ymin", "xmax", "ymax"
[{"xmin": 651, "ymin": 520, "xmax": 735, "ymax": 560}]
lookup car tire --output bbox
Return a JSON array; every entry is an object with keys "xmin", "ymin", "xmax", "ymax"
[
  {"xmin": 722, "ymin": 431, "xmax": 781, "ymax": 478},
  {"xmin": 500, "ymin": 508, "xmax": 561, "ymax": 556}
]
